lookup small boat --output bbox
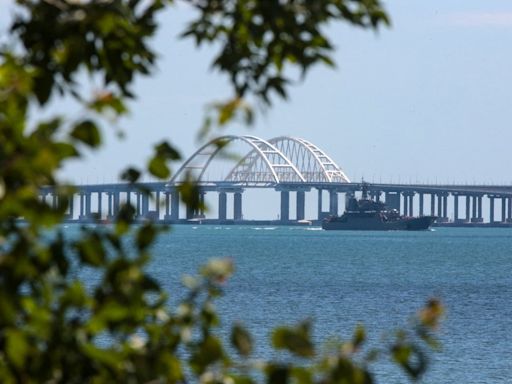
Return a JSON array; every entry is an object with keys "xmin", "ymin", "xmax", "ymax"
[{"xmin": 322, "ymin": 184, "xmax": 436, "ymax": 231}]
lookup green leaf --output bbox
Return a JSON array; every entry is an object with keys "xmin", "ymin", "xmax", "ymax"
[
  {"xmin": 291, "ymin": 367, "xmax": 313, "ymax": 384},
  {"xmin": 88, "ymin": 92, "xmax": 127, "ymax": 115},
  {"xmin": 178, "ymin": 179, "xmax": 201, "ymax": 210},
  {"xmin": 0, "ymin": 293, "xmax": 17, "ymax": 325},
  {"xmin": 120, "ymin": 167, "xmax": 141, "ymax": 183},
  {"xmin": 155, "ymin": 141, "xmax": 181, "ymax": 160},
  {"xmin": 115, "ymin": 203, "xmax": 136, "ymax": 235},
  {"xmin": 200, "ymin": 258, "xmax": 234, "ymax": 282},
  {"xmin": 141, "ymin": 275, "xmax": 161, "ymax": 292},
  {"xmin": 391, "ymin": 344, "xmax": 411, "ymax": 365},
  {"xmin": 214, "ymin": 98, "xmax": 245, "ymax": 126},
  {"xmin": 33, "ymin": 117, "xmax": 62, "ymax": 137},
  {"xmin": 6, "ymin": 329, "xmax": 29, "ymax": 368},
  {"xmin": 81, "ymin": 344, "xmax": 121, "ymax": 368},
  {"xmin": 190, "ymin": 335, "xmax": 224, "ymax": 374},
  {"xmin": 271, "ymin": 322, "xmax": 314, "ymax": 358},
  {"xmin": 136, "ymin": 223, "xmax": 157, "ymax": 250},
  {"xmin": 160, "ymin": 353, "xmax": 184, "ymax": 382},
  {"xmin": 352, "ymin": 324, "xmax": 366, "ymax": 349},
  {"xmin": 60, "ymin": 280, "xmax": 88, "ymax": 308},
  {"xmin": 229, "ymin": 375, "xmax": 256, "ymax": 384},
  {"xmin": 231, "ymin": 323, "xmax": 253, "ymax": 357},
  {"xmin": 392, "ymin": 343, "xmax": 428, "ymax": 379},
  {"xmin": 266, "ymin": 364, "xmax": 290, "ymax": 384},
  {"xmin": 70, "ymin": 120, "xmax": 101, "ymax": 148},
  {"xmin": 148, "ymin": 155, "xmax": 170, "ymax": 179},
  {"xmin": 317, "ymin": 54, "xmax": 335, "ymax": 67},
  {"xmin": 75, "ymin": 232, "xmax": 106, "ymax": 267},
  {"xmin": 53, "ymin": 142, "xmax": 80, "ymax": 159},
  {"xmin": 33, "ymin": 71, "xmax": 54, "ymax": 105}
]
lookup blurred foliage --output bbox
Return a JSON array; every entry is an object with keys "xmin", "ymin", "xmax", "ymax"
[
  {"xmin": 0, "ymin": 0, "xmax": 442, "ymax": 383},
  {"xmin": 182, "ymin": 0, "xmax": 389, "ymax": 137}
]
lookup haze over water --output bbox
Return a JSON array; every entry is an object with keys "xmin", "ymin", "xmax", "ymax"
[{"xmin": 147, "ymin": 225, "xmax": 511, "ymax": 383}]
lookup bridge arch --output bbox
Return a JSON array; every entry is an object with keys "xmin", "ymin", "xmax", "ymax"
[
  {"xmin": 267, "ymin": 136, "xmax": 350, "ymax": 183},
  {"xmin": 170, "ymin": 135, "xmax": 305, "ymax": 185}
]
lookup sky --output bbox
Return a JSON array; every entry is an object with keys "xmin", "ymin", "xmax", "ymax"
[{"xmin": 1, "ymin": 1, "xmax": 512, "ymax": 218}]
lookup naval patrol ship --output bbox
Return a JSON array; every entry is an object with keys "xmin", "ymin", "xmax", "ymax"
[{"xmin": 322, "ymin": 184, "xmax": 437, "ymax": 231}]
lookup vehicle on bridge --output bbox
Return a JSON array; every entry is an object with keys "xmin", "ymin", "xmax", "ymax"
[{"xmin": 322, "ymin": 184, "xmax": 437, "ymax": 231}]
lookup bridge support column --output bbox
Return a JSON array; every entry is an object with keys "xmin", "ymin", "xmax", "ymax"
[
  {"xmin": 184, "ymin": 190, "xmax": 202, "ymax": 220},
  {"xmin": 403, "ymin": 194, "xmax": 408, "ymax": 216},
  {"xmin": 345, "ymin": 191, "xmax": 355, "ymax": 210},
  {"xmin": 155, "ymin": 191, "xmax": 161, "ymax": 220},
  {"xmin": 186, "ymin": 204, "xmax": 194, "ymax": 220},
  {"xmin": 466, "ymin": 195, "xmax": 470, "ymax": 221},
  {"xmin": 329, "ymin": 190, "xmax": 338, "ymax": 216},
  {"xmin": 85, "ymin": 192, "xmax": 92, "ymax": 218},
  {"xmin": 408, "ymin": 193, "xmax": 414, "ymax": 216},
  {"xmin": 508, "ymin": 197, "xmax": 512, "ymax": 222},
  {"xmin": 419, "ymin": 193, "xmax": 424, "ymax": 216},
  {"xmin": 52, "ymin": 193, "xmax": 58, "ymax": 210},
  {"xmin": 443, "ymin": 194, "xmax": 448, "ymax": 220},
  {"xmin": 97, "ymin": 192, "xmax": 102, "ymax": 220},
  {"xmin": 135, "ymin": 192, "xmax": 141, "ymax": 217},
  {"xmin": 188, "ymin": 192, "xmax": 206, "ymax": 219},
  {"xmin": 489, "ymin": 196, "xmax": 495, "ymax": 223},
  {"xmin": 113, "ymin": 191, "xmax": 120, "ymax": 217},
  {"xmin": 431, "ymin": 194, "xmax": 435, "ymax": 216},
  {"xmin": 437, "ymin": 194, "xmax": 442, "ymax": 218},
  {"xmin": 453, "ymin": 195, "xmax": 459, "ymax": 221},
  {"xmin": 68, "ymin": 196, "xmax": 74, "ymax": 220},
  {"xmin": 478, "ymin": 195, "xmax": 483, "ymax": 221},
  {"xmin": 234, "ymin": 192, "xmax": 243, "ymax": 221},
  {"xmin": 171, "ymin": 191, "xmax": 179, "ymax": 220},
  {"xmin": 141, "ymin": 193, "xmax": 149, "ymax": 218},
  {"xmin": 164, "ymin": 192, "xmax": 170, "ymax": 219},
  {"xmin": 199, "ymin": 192, "xmax": 206, "ymax": 217},
  {"xmin": 385, "ymin": 192, "xmax": 400, "ymax": 212},
  {"xmin": 317, "ymin": 189, "xmax": 323, "ymax": 220},
  {"xmin": 107, "ymin": 192, "xmax": 113, "ymax": 219},
  {"xmin": 79, "ymin": 193, "xmax": 86, "ymax": 220},
  {"xmin": 218, "ymin": 192, "xmax": 227, "ymax": 220},
  {"xmin": 280, "ymin": 191, "xmax": 290, "ymax": 222},
  {"xmin": 502, "ymin": 197, "xmax": 507, "ymax": 222},
  {"xmin": 471, "ymin": 195, "xmax": 477, "ymax": 222},
  {"xmin": 296, "ymin": 190, "xmax": 305, "ymax": 221}
]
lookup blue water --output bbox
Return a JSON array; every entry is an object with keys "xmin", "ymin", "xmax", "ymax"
[{"xmin": 143, "ymin": 226, "xmax": 512, "ymax": 383}]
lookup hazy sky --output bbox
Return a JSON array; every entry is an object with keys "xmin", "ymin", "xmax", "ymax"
[{"xmin": 1, "ymin": 1, "xmax": 512, "ymax": 217}]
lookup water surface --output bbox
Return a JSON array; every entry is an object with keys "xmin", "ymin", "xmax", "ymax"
[{"xmin": 145, "ymin": 226, "xmax": 511, "ymax": 383}]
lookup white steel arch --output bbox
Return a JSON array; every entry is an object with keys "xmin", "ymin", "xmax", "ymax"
[
  {"xmin": 170, "ymin": 135, "xmax": 305, "ymax": 185},
  {"xmin": 268, "ymin": 136, "xmax": 350, "ymax": 183}
]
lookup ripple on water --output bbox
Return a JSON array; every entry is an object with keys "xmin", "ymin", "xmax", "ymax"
[{"xmin": 144, "ymin": 226, "xmax": 512, "ymax": 383}]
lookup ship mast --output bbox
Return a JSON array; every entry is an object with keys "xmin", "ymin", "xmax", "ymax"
[{"xmin": 361, "ymin": 179, "xmax": 369, "ymax": 200}]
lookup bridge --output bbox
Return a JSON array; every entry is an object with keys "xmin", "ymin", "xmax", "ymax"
[{"xmin": 41, "ymin": 135, "xmax": 512, "ymax": 226}]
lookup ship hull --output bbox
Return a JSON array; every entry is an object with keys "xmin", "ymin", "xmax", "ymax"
[{"xmin": 322, "ymin": 215, "xmax": 437, "ymax": 231}]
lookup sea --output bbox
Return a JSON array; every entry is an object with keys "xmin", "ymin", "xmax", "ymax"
[{"xmin": 89, "ymin": 225, "xmax": 512, "ymax": 383}]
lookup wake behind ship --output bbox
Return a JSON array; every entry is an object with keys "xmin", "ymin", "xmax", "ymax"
[{"xmin": 322, "ymin": 185, "xmax": 437, "ymax": 231}]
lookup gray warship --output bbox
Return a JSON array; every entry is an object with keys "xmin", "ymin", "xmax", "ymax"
[{"xmin": 322, "ymin": 185, "xmax": 437, "ymax": 231}]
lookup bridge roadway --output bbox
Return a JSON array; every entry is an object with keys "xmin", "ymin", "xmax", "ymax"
[{"xmin": 40, "ymin": 181, "xmax": 512, "ymax": 226}]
